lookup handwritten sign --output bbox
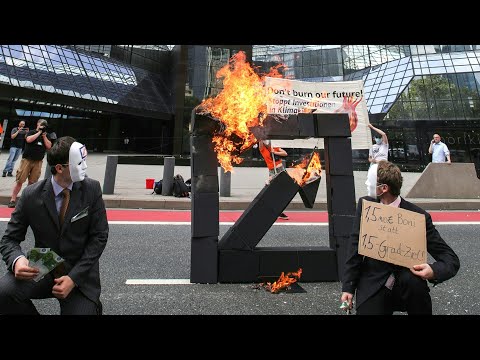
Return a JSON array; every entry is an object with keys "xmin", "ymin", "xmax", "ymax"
[{"xmin": 359, "ymin": 200, "xmax": 426, "ymax": 268}]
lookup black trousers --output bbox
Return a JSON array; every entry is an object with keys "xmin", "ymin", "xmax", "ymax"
[
  {"xmin": 0, "ymin": 272, "xmax": 100, "ymax": 315},
  {"xmin": 356, "ymin": 268, "xmax": 432, "ymax": 315}
]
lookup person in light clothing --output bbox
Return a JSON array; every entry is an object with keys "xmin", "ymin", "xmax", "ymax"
[
  {"xmin": 365, "ymin": 123, "xmax": 389, "ymax": 197},
  {"xmin": 429, "ymin": 134, "xmax": 451, "ymax": 164}
]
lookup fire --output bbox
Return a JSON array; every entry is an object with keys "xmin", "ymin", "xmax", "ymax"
[
  {"xmin": 266, "ymin": 268, "xmax": 303, "ymax": 293},
  {"xmin": 286, "ymin": 151, "xmax": 322, "ymax": 186},
  {"xmin": 198, "ymin": 51, "xmax": 284, "ymax": 172}
]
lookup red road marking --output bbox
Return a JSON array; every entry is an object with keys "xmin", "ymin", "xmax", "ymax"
[{"xmin": 1, "ymin": 207, "xmax": 480, "ymax": 223}]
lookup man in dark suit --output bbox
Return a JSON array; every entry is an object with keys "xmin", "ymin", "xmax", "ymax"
[
  {"xmin": 341, "ymin": 161, "xmax": 460, "ymax": 315},
  {"xmin": 0, "ymin": 136, "xmax": 109, "ymax": 315}
]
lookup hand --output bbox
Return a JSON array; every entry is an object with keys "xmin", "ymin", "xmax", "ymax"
[
  {"xmin": 14, "ymin": 257, "xmax": 39, "ymax": 280},
  {"xmin": 340, "ymin": 292, "xmax": 354, "ymax": 311},
  {"xmin": 335, "ymin": 96, "xmax": 362, "ymax": 132},
  {"xmin": 410, "ymin": 263, "xmax": 434, "ymax": 280},
  {"xmin": 52, "ymin": 275, "xmax": 76, "ymax": 299}
]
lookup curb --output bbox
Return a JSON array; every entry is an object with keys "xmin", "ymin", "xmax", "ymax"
[{"xmin": 2, "ymin": 195, "xmax": 479, "ymax": 211}]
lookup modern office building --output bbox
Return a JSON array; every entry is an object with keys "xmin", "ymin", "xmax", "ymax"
[
  {"xmin": 254, "ymin": 45, "xmax": 480, "ymax": 170},
  {"xmin": 1, "ymin": 45, "xmax": 479, "ymax": 170}
]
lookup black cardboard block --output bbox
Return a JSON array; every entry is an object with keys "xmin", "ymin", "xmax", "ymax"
[
  {"xmin": 257, "ymin": 171, "xmax": 300, "ymax": 212},
  {"xmin": 250, "ymin": 115, "xmax": 300, "ymax": 140},
  {"xmin": 257, "ymin": 247, "xmax": 338, "ymax": 282},
  {"xmin": 297, "ymin": 248, "xmax": 338, "ymax": 281},
  {"xmin": 218, "ymin": 226, "xmax": 251, "ymax": 250},
  {"xmin": 190, "ymin": 236, "xmax": 218, "ymax": 283},
  {"xmin": 219, "ymin": 171, "xmax": 300, "ymax": 250},
  {"xmin": 191, "ymin": 112, "xmax": 223, "ymax": 135},
  {"xmin": 329, "ymin": 175, "xmax": 356, "ymax": 215},
  {"xmin": 192, "ymin": 192, "xmax": 219, "ymax": 237},
  {"xmin": 325, "ymin": 137, "xmax": 354, "ymax": 175},
  {"xmin": 218, "ymin": 197, "xmax": 277, "ymax": 250},
  {"xmin": 191, "ymin": 175, "xmax": 219, "ymax": 193},
  {"xmin": 334, "ymin": 236, "xmax": 350, "ymax": 281},
  {"xmin": 299, "ymin": 177, "xmax": 321, "ymax": 208},
  {"xmin": 332, "ymin": 215, "xmax": 355, "ymax": 237},
  {"xmin": 217, "ymin": 247, "xmax": 339, "ymax": 283},
  {"xmin": 298, "ymin": 113, "xmax": 315, "ymax": 137},
  {"xmin": 313, "ymin": 113, "xmax": 351, "ymax": 137},
  {"xmin": 191, "ymin": 136, "xmax": 218, "ymax": 177},
  {"xmin": 218, "ymin": 250, "xmax": 259, "ymax": 283}
]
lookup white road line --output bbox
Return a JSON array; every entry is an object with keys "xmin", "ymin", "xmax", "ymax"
[{"xmin": 126, "ymin": 279, "xmax": 192, "ymax": 285}]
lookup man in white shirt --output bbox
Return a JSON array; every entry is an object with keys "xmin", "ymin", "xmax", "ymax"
[{"xmin": 429, "ymin": 134, "xmax": 451, "ymax": 164}]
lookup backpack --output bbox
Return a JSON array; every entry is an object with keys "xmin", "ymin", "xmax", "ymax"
[
  {"xmin": 173, "ymin": 174, "xmax": 190, "ymax": 198},
  {"xmin": 152, "ymin": 180, "xmax": 162, "ymax": 195}
]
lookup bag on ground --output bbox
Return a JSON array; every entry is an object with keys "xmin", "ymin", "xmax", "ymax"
[
  {"xmin": 173, "ymin": 174, "xmax": 190, "ymax": 197},
  {"xmin": 152, "ymin": 180, "xmax": 162, "ymax": 194}
]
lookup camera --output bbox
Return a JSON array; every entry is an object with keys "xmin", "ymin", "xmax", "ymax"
[{"xmin": 39, "ymin": 125, "xmax": 52, "ymax": 134}]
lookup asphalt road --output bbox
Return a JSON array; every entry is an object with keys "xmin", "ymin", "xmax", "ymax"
[{"xmin": 0, "ymin": 222, "xmax": 476, "ymax": 315}]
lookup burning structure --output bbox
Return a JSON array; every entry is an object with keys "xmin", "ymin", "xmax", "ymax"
[{"xmin": 189, "ymin": 52, "xmax": 356, "ymax": 284}]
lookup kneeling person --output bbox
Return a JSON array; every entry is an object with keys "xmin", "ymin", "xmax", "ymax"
[{"xmin": 0, "ymin": 136, "xmax": 109, "ymax": 315}]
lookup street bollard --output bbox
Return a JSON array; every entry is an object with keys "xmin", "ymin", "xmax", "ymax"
[
  {"xmin": 219, "ymin": 169, "xmax": 231, "ymax": 197},
  {"xmin": 103, "ymin": 155, "xmax": 118, "ymax": 194},
  {"xmin": 162, "ymin": 156, "xmax": 175, "ymax": 196}
]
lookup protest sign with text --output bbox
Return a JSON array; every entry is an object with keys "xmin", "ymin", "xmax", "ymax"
[
  {"xmin": 265, "ymin": 77, "xmax": 371, "ymax": 150},
  {"xmin": 359, "ymin": 200, "xmax": 427, "ymax": 268}
]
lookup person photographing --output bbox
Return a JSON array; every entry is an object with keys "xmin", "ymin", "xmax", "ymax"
[
  {"xmin": 7, "ymin": 119, "xmax": 52, "ymax": 208},
  {"xmin": 2, "ymin": 120, "xmax": 28, "ymax": 177}
]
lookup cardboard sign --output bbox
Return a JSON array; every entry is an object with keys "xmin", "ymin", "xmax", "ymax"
[{"xmin": 359, "ymin": 200, "xmax": 426, "ymax": 268}]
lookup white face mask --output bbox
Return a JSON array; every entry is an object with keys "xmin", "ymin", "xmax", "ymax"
[
  {"xmin": 376, "ymin": 183, "xmax": 386, "ymax": 200},
  {"xmin": 374, "ymin": 138, "xmax": 382, "ymax": 145},
  {"xmin": 69, "ymin": 142, "xmax": 88, "ymax": 182}
]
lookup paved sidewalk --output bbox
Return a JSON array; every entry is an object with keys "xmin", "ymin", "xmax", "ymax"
[{"xmin": 1, "ymin": 152, "xmax": 479, "ymax": 210}]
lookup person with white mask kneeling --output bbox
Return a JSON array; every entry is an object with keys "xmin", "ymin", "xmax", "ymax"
[{"xmin": 0, "ymin": 136, "xmax": 108, "ymax": 315}]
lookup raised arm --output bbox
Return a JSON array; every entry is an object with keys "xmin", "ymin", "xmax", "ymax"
[
  {"xmin": 273, "ymin": 147, "xmax": 287, "ymax": 157},
  {"xmin": 368, "ymin": 123, "xmax": 388, "ymax": 144}
]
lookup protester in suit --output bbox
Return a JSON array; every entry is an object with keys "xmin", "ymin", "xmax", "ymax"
[
  {"xmin": 341, "ymin": 160, "xmax": 459, "ymax": 315},
  {"xmin": 0, "ymin": 136, "xmax": 109, "ymax": 315}
]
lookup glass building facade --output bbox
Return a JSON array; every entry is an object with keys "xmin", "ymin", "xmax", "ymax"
[
  {"xmin": 252, "ymin": 45, "xmax": 480, "ymax": 170},
  {"xmin": 1, "ymin": 44, "xmax": 480, "ymax": 170},
  {"xmin": 0, "ymin": 44, "xmax": 174, "ymax": 154}
]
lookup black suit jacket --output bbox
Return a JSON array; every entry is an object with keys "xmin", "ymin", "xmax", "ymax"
[
  {"xmin": 0, "ymin": 177, "xmax": 109, "ymax": 304},
  {"xmin": 342, "ymin": 196, "xmax": 460, "ymax": 309}
]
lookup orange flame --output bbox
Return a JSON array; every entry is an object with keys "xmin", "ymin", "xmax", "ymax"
[
  {"xmin": 198, "ymin": 51, "xmax": 284, "ymax": 172},
  {"xmin": 286, "ymin": 152, "xmax": 322, "ymax": 186},
  {"xmin": 267, "ymin": 268, "xmax": 303, "ymax": 293}
]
